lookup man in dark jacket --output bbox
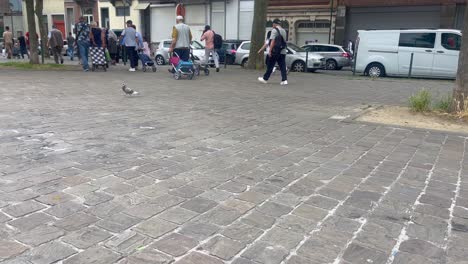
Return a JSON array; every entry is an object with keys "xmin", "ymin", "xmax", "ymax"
[{"xmin": 48, "ymin": 24, "xmax": 64, "ymax": 64}]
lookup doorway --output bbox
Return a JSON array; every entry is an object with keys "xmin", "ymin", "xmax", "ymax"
[{"xmin": 101, "ymin": 8, "xmax": 109, "ymax": 28}]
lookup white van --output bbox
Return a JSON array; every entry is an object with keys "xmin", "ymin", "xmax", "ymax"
[{"xmin": 354, "ymin": 29, "xmax": 461, "ymax": 78}]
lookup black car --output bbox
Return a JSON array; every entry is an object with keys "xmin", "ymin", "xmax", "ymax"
[{"xmin": 217, "ymin": 40, "xmax": 245, "ymax": 65}]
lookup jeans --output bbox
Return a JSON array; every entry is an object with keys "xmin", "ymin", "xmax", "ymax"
[
  {"xmin": 20, "ymin": 46, "xmax": 29, "ymax": 59},
  {"xmin": 263, "ymin": 54, "xmax": 287, "ymax": 82},
  {"xmin": 204, "ymin": 48, "xmax": 219, "ymax": 68},
  {"xmin": 126, "ymin": 46, "xmax": 138, "ymax": 69},
  {"xmin": 67, "ymin": 46, "xmax": 74, "ymax": 60},
  {"xmin": 51, "ymin": 46, "xmax": 63, "ymax": 64},
  {"xmin": 173, "ymin": 48, "xmax": 190, "ymax": 61},
  {"xmin": 78, "ymin": 40, "xmax": 90, "ymax": 70}
]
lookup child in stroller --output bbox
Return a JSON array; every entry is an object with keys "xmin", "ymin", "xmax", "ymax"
[
  {"xmin": 169, "ymin": 51, "xmax": 196, "ymax": 80},
  {"xmin": 12, "ymin": 43, "xmax": 21, "ymax": 59},
  {"xmin": 138, "ymin": 50, "xmax": 157, "ymax": 72}
]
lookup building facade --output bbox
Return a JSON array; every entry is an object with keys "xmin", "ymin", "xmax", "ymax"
[{"xmin": 1, "ymin": 0, "xmax": 24, "ymax": 37}]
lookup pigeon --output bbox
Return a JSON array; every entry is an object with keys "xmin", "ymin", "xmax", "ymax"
[{"xmin": 122, "ymin": 83, "xmax": 139, "ymax": 95}]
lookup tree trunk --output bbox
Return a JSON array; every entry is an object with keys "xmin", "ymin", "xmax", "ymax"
[
  {"xmin": 452, "ymin": 4, "xmax": 468, "ymax": 113},
  {"xmin": 25, "ymin": 0, "xmax": 39, "ymax": 64},
  {"xmin": 247, "ymin": 0, "xmax": 269, "ymax": 70},
  {"xmin": 35, "ymin": 0, "xmax": 49, "ymax": 59}
]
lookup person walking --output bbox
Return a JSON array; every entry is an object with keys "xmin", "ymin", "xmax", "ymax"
[
  {"xmin": 48, "ymin": 25, "xmax": 64, "ymax": 64},
  {"xmin": 169, "ymin": 16, "xmax": 192, "ymax": 61},
  {"xmin": 258, "ymin": 19, "xmax": 288, "ymax": 86},
  {"xmin": 120, "ymin": 20, "xmax": 138, "ymax": 72},
  {"xmin": 200, "ymin": 25, "xmax": 220, "ymax": 72},
  {"xmin": 17, "ymin": 32, "xmax": 29, "ymax": 59},
  {"xmin": 66, "ymin": 32, "xmax": 75, "ymax": 60},
  {"xmin": 3, "ymin": 26, "xmax": 13, "ymax": 59},
  {"xmin": 75, "ymin": 16, "xmax": 91, "ymax": 71},
  {"xmin": 107, "ymin": 29, "xmax": 118, "ymax": 65}
]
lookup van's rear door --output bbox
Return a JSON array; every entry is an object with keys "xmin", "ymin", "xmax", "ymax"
[
  {"xmin": 432, "ymin": 32, "xmax": 460, "ymax": 78},
  {"xmin": 397, "ymin": 32, "xmax": 436, "ymax": 76}
]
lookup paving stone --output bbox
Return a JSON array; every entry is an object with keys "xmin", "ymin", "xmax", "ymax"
[
  {"xmin": 292, "ymin": 204, "xmax": 328, "ymax": 221},
  {"xmin": 83, "ymin": 192, "xmax": 114, "ymax": 206},
  {"xmin": 123, "ymin": 203, "xmax": 165, "ymax": 219},
  {"xmin": 344, "ymin": 190, "xmax": 382, "ymax": 210},
  {"xmin": 96, "ymin": 212, "xmax": 141, "ymax": 233},
  {"xmin": 277, "ymin": 214, "xmax": 316, "ymax": 233},
  {"xmin": 197, "ymin": 205, "xmax": 243, "ymax": 226},
  {"xmin": 123, "ymin": 248, "xmax": 173, "ymax": 264},
  {"xmin": 54, "ymin": 212, "xmax": 99, "ymax": 231},
  {"xmin": 393, "ymin": 252, "xmax": 438, "ymax": 264},
  {"xmin": 8, "ymin": 213, "xmax": 55, "ymax": 231},
  {"xmin": 241, "ymin": 241, "xmax": 289, "ymax": 264},
  {"xmin": 241, "ymin": 210, "xmax": 276, "ymax": 229},
  {"xmin": 152, "ymin": 233, "xmax": 198, "ymax": 257},
  {"xmin": 342, "ymin": 243, "xmax": 388, "ymax": 264},
  {"xmin": 237, "ymin": 191, "xmax": 269, "ymax": 204},
  {"xmin": 3, "ymin": 200, "xmax": 46, "ymax": 217},
  {"xmin": 221, "ymin": 198, "xmax": 255, "ymax": 214},
  {"xmin": 217, "ymin": 181, "xmax": 248, "ymax": 193},
  {"xmin": 169, "ymin": 185, "xmax": 204, "ymax": 198},
  {"xmin": 16, "ymin": 225, "xmax": 65, "ymax": 246},
  {"xmin": 305, "ymin": 194, "xmax": 339, "ymax": 210},
  {"xmin": 399, "ymin": 239, "xmax": 445, "ymax": 262},
  {"xmin": 105, "ymin": 230, "xmax": 151, "ymax": 255},
  {"xmin": 296, "ymin": 237, "xmax": 342, "ymax": 263},
  {"xmin": 260, "ymin": 226, "xmax": 303, "ymax": 250},
  {"xmin": 35, "ymin": 191, "xmax": 74, "ymax": 205},
  {"xmin": 29, "ymin": 241, "xmax": 77, "ymax": 264},
  {"xmin": 222, "ymin": 222, "xmax": 263, "ymax": 243},
  {"xmin": 175, "ymin": 252, "xmax": 224, "ymax": 264},
  {"xmin": 180, "ymin": 197, "xmax": 218, "ymax": 213},
  {"xmin": 45, "ymin": 200, "xmax": 86, "ymax": 218},
  {"xmin": 0, "ymin": 212, "xmax": 12, "ymax": 223},
  {"xmin": 134, "ymin": 217, "xmax": 178, "ymax": 239},
  {"xmin": 0, "ymin": 240, "xmax": 29, "ymax": 259},
  {"xmin": 257, "ymin": 201, "xmax": 293, "ymax": 217},
  {"xmin": 415, "ymin": 203, "xmax": 450, "ymax": 219},
  {"xmin": 157, "ymin": 206, "xmax": 199, "ymax": 224},
  {"xmin": 179, "ymin": 222, "xmax": 220, "ymax": 241},
  {"xmin": 64, "ymin": 246, "xmax": 122, "ymax": 264},
  {"xmin": 200, "ymin": 189, "xmax": 233, "ymax": 203},
  {"xmin": 103, "ymin": 183, "xmax": 136, "ymax": 196},
  {"xmin": 419, "ymin": 194, "xmax": 452, "ymax": 208},
  {"xmin": 356, "ymin": 223, "xmax": 397, "ymax": 252},
  {"xmin": 232, "ymin": 257, "xmax": 257, "ymax": 264},
  {"xmin": 0, "ymin": 189, "xmax": 39, "ymax": 203},
  {"xmin": 202, "ymin": 236, "xmax": 245, "ymax": 260},
  {"xmin": 406, "ymin": 213, "xmax": 448, "ymax": 244},
  {"xmin": 62, "ymin": 227, "xmax": 112, "ymax": 249}
]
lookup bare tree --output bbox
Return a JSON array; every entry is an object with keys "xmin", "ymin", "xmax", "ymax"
[
  {"xmin": 25, "ymin": 0, "xmax": 39, "ymax": 64},
  {"xmin": 35, "ymin": 0, "xmax": 49, "ymax": 58},
  {"xmin": 452, "ymin": 4, "xmax": 468, "ymax": 113},
  {"xmin": 247, "ymin": 0, "xmax": 269, "ymax": 70}
]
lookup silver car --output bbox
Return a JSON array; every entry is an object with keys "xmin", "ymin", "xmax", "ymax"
[
  {"xmin": 154, "ymin": 39, "xmax": 210, "ymax": 65},
  {"xmin": 235, "ymin": 41, "xmax": 325, "ymax": 72},
  {"xmin": 302, "ymin": 44, "xmax": 352, "ymax": 70}
]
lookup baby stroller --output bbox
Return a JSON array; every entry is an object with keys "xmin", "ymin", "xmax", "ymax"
[
  {"xmin": 12, "ymin": 44, "xmax": 21, "ymax": 59},
  {"xmin": 138, "ymin": 51, "xmax": 157, "ymax": 72},
  {"xmin": 90, "ymin": 47, "xmax": 108, "ymax": 72},
  {"xmin": 169, "ymin": 52, "xmax": 195, "ymax": 80},
  {"xmin": 191, "ymin": 52, "xmax": 210, "ymax": 77}
]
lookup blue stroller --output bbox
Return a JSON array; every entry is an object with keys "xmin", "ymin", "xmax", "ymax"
[
  {"xmin": 169, "ymin": 52, "xmax": 195, "ymax": 80},
  {"xmin": 138, "ymin": 51, "xmax": 157, "ymax": 72}
]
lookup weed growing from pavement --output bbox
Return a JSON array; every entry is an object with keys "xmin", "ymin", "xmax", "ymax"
[
  {"xmin": 0, "ymin": 62, "xmax": 73, "ymax": 70},
  {"xmin": 409, "ymin": 89, "xmax": 431, "ymax": 112}
]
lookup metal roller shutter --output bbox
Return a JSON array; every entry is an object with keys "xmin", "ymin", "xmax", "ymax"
[
  {"xmin": 239, "ymin": 0, "xmax": 254, "ymax": 40},
  {"xmin": 151, "ymin": 6, "xmax": 175, "ymax": 42}
]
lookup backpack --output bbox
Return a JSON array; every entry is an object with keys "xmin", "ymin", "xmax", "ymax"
[
  {"xmin": 213, "ymin": 31, "xmax": 223, "ymax": 49},
  {"xmin": 271, "ymin": 28, "xmax": 287, "ymax": 55}
]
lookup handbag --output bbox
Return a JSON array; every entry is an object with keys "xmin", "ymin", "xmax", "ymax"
[{"xmin": 105, "ymin": 48, "xmax": 111, "ymax": 61}]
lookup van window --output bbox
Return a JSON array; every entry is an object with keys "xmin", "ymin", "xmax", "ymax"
[
  {"xmin": 441, "ymin": 33, "xmax": 461, "ymax": 51},
  {"xmin": 241, "ymin": 42, "xmax": 251, "ymax": 50},
  {"xmin": 398, "ymin": 33, "xmax": 436, "ymax": 49}
]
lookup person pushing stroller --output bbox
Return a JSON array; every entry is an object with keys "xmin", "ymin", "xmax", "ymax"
[{"xmin": 168, "ymin": 15, "xmax": 192, "ymax": 73}]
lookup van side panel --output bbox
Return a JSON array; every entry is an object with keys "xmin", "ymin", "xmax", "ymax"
[{"xmin": 355, "ymin": 31, "xmax": 399, "ymax": 75}]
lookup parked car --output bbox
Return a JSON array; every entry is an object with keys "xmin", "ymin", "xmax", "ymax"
[
  {"xmin": 216, "ymin": 40, "xmax": 245, "ymax": 65},
  {"xmin": 302, "ymin": 43, "xmax": 352, "ymax": 70},
  {"xmin": 235, "ymin": 41, "xmax": 325, "ymax": 72},
  {"xmin": 355, "ymin": 29, "xmax": 461, "ymax": 78},
  {"xmin": 154, "ymin": 39, "xmax": 211, "ymax": 65}
]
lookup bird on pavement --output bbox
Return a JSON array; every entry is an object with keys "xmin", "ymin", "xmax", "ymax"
[{"xmin": 122, "ymin": 83, "xmax": 139, "ymax": 95}]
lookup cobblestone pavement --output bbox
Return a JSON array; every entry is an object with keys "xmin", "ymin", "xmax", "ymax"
[{"xmin": 0, "ymin": 68, "xmax": 466, "ymax": 264}]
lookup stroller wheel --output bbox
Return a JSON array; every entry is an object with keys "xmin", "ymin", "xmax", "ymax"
[
  {"xmin": 103, "ymin": 66, "xmax": 107, "ymax": 72},
  {"xmin": 91, "ymin": 65, "xmax": 96, "ymax": 72},
  {"xmin": 174, "ymin": 72, "xmax": 181, "ymax": 80},
  {"xmin": 204, "ymin": 69, "xmax": 210, "ymax": 76},
  {"xmin": 143, "ymin": 66, "xmax": 147, "ymax": 72},
  {"xmin": 152, "ymin": 66, "xmax": 157, "ymax": 72},
  {"xmin": 189, "ymin": 72, "xmax": 195, "ymax": 80}
]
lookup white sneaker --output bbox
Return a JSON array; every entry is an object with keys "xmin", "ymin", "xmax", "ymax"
[
  {"xmin": 129, "ymin": 68, "xmax": 136, "ymax": 72},
  {"xmin": 272, "ymin": 67, "xmax": 277, "ymax": 73},
  {"xmin": 258, "ymin": 77, "xmax": 267, "ymax": 84},
  {"xmin": 280, "ymin": 80, "xmax": 288, "ymax": 86}
]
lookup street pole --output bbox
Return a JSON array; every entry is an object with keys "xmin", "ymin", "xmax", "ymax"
[
  {"xmin": 328, "ymin": 0, "xmax": 333, "ymax": 44},
  {"xmin": 123, "ymin": 0, "xmax": 127, "ymax": 65}
]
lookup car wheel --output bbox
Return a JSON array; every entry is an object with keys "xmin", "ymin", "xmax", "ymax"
[
  {"xmin": 241, "ymin": 58, "xmax": 248, "ymax": 68},
  {"xmin": 366, "ymin": 63, "xmax": 385, "ymax": 78},
  {"xmin": 326, "ymin": 59, "xmax": 338, "ymax": 70},
  {"xmin": 336, "ymin": 66, "xmax": 343, "ymax": 70},
  {"xmin": 291, "ymin": 61, "xmax": 306, "ymax": 72},
  {"xmin": 155, "ymin": 55, "xmax": 165, "ymax": 65}
]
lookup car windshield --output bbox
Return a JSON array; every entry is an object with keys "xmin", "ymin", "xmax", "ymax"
[
  {"xmin": 191, "ymin": 41, "xmax": 204, "ymax": 49},
  {"xmin": 287, "ymin": 43, "xmax": 306, "ymax": 52}
]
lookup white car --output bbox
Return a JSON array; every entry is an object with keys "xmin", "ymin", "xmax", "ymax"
[
  {"xmin": 235, "ymin": 41, "xmax": 325, "ymax": 72},
  {"xmin": 355, "ymin": 29, "xmax": 461, "ymax": 79},
  {"xmin": 154, "ymin": 39, "xmax": 211, "ymax": 65}
]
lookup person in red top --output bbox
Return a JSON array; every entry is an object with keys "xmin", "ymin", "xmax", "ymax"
[{"xmin": 200, "ymin": 25, "xmax": 220, "ymax": 72}]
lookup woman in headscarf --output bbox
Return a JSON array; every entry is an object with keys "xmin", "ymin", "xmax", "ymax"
[{"xmin": 107, "ymin": 29, "xmax": 118, "ymax": 65}]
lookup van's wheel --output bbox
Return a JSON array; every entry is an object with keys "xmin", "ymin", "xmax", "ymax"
[
  {"xmin": 326, "ymin": 59, "xmax": 338, "ymax": 70},
  {"xmin": 291, "ymin": 61, "xmax": 306, "ymax": 72},
  {"xmin": 365, "ymin": 63, "xmax": 385, "ymax": 78},
  {"xmin": 241, "ymin": 58, "xmax": 248, "ymax": 68},
  {"xmin": 155, "ymin": 55, "xmax": 165, "ymax": 65}
]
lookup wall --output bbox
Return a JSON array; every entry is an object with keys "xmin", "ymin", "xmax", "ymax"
[
  {"xmin": 225, "ymin": 0, "xmax": 239, "ymax": 39},
  {"xmin": 98, "ymin": 1, "xmax": 142, "ymax": 32}
]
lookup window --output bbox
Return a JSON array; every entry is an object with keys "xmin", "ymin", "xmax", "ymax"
[
  {"xmin": 191, "ymin": 41, "xmax": 204, "ymax": 50},
  {"xmin": 116, "ymin": 7, "xmax": 130, "ymax": 17},
  {"xmin": 399, "ymin": 33, "xmax": 436, "ymax": 49},
  {"xmin": 441, "ymin": 33, "xmax": 461, "ymax": 51},
  {"xmin": 327, "ymin": 46, "xmax": 340, "ymax": 52},
  {"xmin": 241, "ymin": 42, "xmax": 251, "ymax": 50},
  {"xmin": 163, "ymin": 41, "xmax": 171, "ymax": 48}
]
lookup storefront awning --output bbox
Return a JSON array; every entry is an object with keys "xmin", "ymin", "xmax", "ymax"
[{"xmin": 134, "ymin": 3, "xmax": 150, "ymax": 10}]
